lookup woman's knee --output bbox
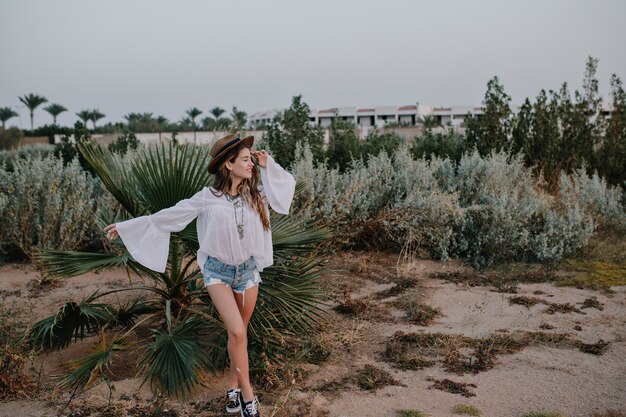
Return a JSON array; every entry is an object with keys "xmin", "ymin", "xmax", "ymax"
[{"xmin": 227, "ymin": 325, "xmax": 247, "ymax": 344}]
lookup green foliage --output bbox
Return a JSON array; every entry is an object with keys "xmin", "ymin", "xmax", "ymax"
[
  {"xmin": 0, "ymin": 144, "xmax": 55, "ymax": 171},
  {"xmin": 452, "ymin": 404, "xmax": 481, "ymax": 416},
  {"xmin": 43, "ymin": 103, "xmax": 67, "ymax": 124},
  {"xmin": 326, "ymin": 114, "xmax": 360, "ymax": 172},
  {"xmin": 19, "ymin": 93, "xmax": 48, "ymax": 130},
  {"xmin": 465, "ymin": 76, "xmax": 514, "ymax": 155},
  {"xmin": 58, "ymin": 332, "xmax": 128, "ymax": 392},
  {"xmin": 124, "ymin": 112, "xmax": 171, "ymax": 134},
  {"xmin": 32, "ymin": 141, "xmax": 327, "ymax": 398},
  {"xmin": 266, "ymin": 95, "xmax": 325, "ymax": 167},
  {"xmin": 597, "ymin": 74, "xmax": 626, "ymax": 186},
  {"xmin": 139, "ymin": 302, "xmax": 213, "ymax": 398},
  {"xmin": 108, "ymin": 132, "xmax": 140, "ymax": 155},
  {"xmin": 0, "ymin": 154, "xmax": 100, "ymax": 258},
  {"xmin": 230, "ymin": 106, "xmax": 248, "ymax": 134},
  {"xmin": 291, "ymin": 144, "xmax": 613, "ymax": 268},
  {"xmin": 54, "ymin": 121, "xmax": 96, "ymax": 174},
  {"xmin": 411, "ymin": 128, "xmax": 466, "ymax": 163},
  {"xmin": 29, "ymin": 123, "xmax": 73, "ymax": 144},
  {"xmin": 0, "ymin": 127, "xmax": 23, "ymax": 150},
  {"xmin": 0, "ymin": 107, "xmax": 18, "ymax": 129},
  {"xmin": 28, "ymin": 296, "xmax": 115, "ymax": 351},
  {"xmin": 362, "ymin": 130, "xmax": 404, "ymax": 157}
]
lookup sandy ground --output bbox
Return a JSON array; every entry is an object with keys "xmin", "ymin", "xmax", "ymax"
[{"xmin": 0, "ymin": 254, "xmax": 625, "ymax": 417}]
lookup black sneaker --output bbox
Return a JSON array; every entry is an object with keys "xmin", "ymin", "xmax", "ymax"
[
  {"xmin": 238, "ymin": 391, "xmax": 260, "ymax": 417},
  {"xmin": 225, "ymin": 388, "xmax": 241, "ymax": 414}
]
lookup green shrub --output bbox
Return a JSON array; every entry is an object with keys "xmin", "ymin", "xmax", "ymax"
[{"xmin": 0, "ymin": 127, "xmax": 23, "ymax": 151}]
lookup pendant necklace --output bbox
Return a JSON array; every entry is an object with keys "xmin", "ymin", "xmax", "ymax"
[{"xmin": 225, "ymin": 193, "xmax": 244, "ymax": 239}]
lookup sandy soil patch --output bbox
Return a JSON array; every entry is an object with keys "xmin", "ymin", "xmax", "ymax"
[{"xmin": 0, "ymin": 253, "xmax": 624, "ymax": 417}]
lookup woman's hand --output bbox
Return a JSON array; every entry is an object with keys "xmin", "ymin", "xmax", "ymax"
[
  {"xmin": 103, "ymin": 224, "xmax": 119, "ymax": 241},
  {"xmin": 251, "ymin": 150, "xmax": 268, "ymax": 168}
]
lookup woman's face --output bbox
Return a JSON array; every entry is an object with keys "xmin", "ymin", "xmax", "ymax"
[{"xmin": 226, "ymin": 147, "xmax": 254, "ymax": 180}]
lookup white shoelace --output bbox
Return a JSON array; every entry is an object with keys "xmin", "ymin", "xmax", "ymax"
[{"xmin": 245, "ymin": 397, "xmax": 258, "ymax": 415}]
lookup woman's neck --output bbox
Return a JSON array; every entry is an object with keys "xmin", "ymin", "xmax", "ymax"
[{"xmin": 229, "ymin": 178, "xmax": 241, "ymax": 196}]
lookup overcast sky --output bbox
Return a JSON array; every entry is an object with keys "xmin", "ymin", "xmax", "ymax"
[{"xmin": 1, "ymin": 0, "xmax": 625, "ymax": 128}]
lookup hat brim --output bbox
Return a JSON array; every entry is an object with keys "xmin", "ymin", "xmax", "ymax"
[{"xmin": 208, "ymin": 135, "xmax": 254, "ymax": 174}]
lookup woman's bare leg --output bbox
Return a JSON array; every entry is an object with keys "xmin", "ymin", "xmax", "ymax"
[
  {"xmin": 207, "ymin": 284, "xmax": 257, "ymax": 402},
  {"xmin": 227, "ymin": 286, "xmax": 259, "ymax": 396}
]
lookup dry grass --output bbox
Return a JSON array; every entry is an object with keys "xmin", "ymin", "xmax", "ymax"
[
  {"xmin": 397, "ymin": 410, "xmax": 428, "ymax": 417},
  {"xmin": 452, "ymin": 404, "xmax": 482, "ymax": 416},
  {"xmin": 432, "ymin": 263, "xmax": 558, "ymax": 293},
  {"xmin": 426, "ymin": 376, "xmax": 477, "ymax": 397},
  {"xmin": 579, "ymin": 296, "xmax": 605, "ymax": 311},
  {"xmin": 352, "ymin": 364, "xmax": 402, "ymax": 391}
]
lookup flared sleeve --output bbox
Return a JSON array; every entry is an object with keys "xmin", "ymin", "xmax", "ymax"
[
  {"xmin": 260, "ymin": 155, "xmax": 296, "ymax": 215},
  {"xmin": 116, "ymin": 188, "xmax": 207, "ymax": 273}
]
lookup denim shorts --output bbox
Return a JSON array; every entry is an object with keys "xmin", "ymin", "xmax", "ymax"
[{"xmin": 202, "ymin": 256, "xmax": 262, "ymax": 295}]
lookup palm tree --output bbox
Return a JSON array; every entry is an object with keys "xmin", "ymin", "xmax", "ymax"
[
  {"xmin": 209, "ymin": 106, "xmax": 230, "ymax": 131},
  {"xmin": 43, "ymin": 103, "xmax": 67, "ymax": 125},
  {"xmin": 89, "ymin": 109, "xmax": 105, "ymax": 129},
  {"xmin": 76, "ymin": 110, "xmax": 92, "ymax": 127},
  {"xmin": 230, "ymin": 106, "xmax": 248, "ymax": 133},
  {"xmin": 185, "ymin": 107, "xmax": 202, "ymax": 142},
  {"xmin": 0, "ymin": 107, "xmax": 18, "ymax": 129},
  {"xmin": 156, "ymin": 116, "xmax": 168, "ymax": 140},
  {"xmin": 18, "ymin": 93, "xmax": 48, "ymax": 130},
  {"xmin": 32, "ymin": 141, "xmax": 327, "ymax": 399}
]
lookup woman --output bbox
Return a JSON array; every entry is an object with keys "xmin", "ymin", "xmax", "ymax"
[{"xmin": 104, "ymin": 134, "xmax": 295, "ymax": 417}]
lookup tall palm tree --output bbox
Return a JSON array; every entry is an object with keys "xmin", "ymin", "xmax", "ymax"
[
  {"xmin": 43, "ymin": 103, "xmax": 67, "ymax": 125},
  {"xmin": 18, "ymin": 93, "xmax": 48, "ymax": 130},
  {"xmin": 0, "ymin": 107, "xmax": 18, "ymax": 129},
  {"xmin": 185, "ymin": 107, "xmax": 202, "ymax": 142},
  {"xmin": 230, "ymin": 106, "xmax": 248, "ymax": 133},
  {"xmin": 156, "ymin": 116, "xmax": 168, "ymax": 140},
  {"xmin": 32, "ymin": 141, "xmax": 327, "ymax": 399},
  {"xmin": 209, "ymin": 106, "xmax": 229, "ymax": 131},
  {"xmin": 76, "ymin": 110, "xmax": 92, "ymax": 127},
  {"xmin": 89, "ymin": 109, "xmax": 105, "ymax": 129},
  {"xmin": 209, "ymin": 106, "xmax": 225, "ymax": 120}
]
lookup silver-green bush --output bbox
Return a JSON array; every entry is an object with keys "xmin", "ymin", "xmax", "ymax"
[
  {"xmin": 291, "ymin": 144, "xmax": 614, "ymax": 268},
  {"xmin": 0, "ymin": 155, "xmax": 100, "ymax": 258},
  {"xmin": 558, "ymin": 165, "xmax": 625, "ymax": 230}
]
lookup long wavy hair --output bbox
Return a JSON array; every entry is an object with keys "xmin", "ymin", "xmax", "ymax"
[{"xmin": 211, "ymin": 144, "xmax": 270, "ymax": 230}]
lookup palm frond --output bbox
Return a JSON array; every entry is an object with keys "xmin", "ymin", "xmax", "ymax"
[
  {"xmin": 131, "ymin": 142, "xmax": 211, "ymax": 212},
  {"xmin": 29, "ymin": 296, "xmax": 116, "ymax": 351},
  {"xmin": 139, "ymin": 301, "xmax": 212, "ymax": 398},
  {"xmin": 113, "ymin": 297, "xmax": 158, "ymax": 328},
  {"xmin": 78, "ymin": 140, "xmax": 141, "ymax": 216},
  {"xmin": 58, "ymin": 331, "xmax": 129, "ymax": 391},
  {"xmin": 271, "ymin": 211, "xmax": 328, "ymax": 261},
  {"xmin": 35, "ymin": 249, "xmax": 130, "ymax": 279}
]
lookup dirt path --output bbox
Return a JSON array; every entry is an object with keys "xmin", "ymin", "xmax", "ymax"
[{"xmin": 0, "ymin": 254, "xmax": 625, "ymax": 417}]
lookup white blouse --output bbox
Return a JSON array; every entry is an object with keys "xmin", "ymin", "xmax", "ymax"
[{"xmin": 116, "ymin": 155, "xmax": 296, "ymax": 273}]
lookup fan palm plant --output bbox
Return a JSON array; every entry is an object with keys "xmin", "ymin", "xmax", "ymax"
[{"xmin": 31, "ymin": 140, "xmax": 327, "ymax": 399}]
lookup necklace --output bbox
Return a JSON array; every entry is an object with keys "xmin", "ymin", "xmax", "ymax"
[{"xmin": 225, "ymin": 193, "xmax": 244, "ymax": 239}]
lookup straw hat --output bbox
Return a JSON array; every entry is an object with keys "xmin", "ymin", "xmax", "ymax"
[{"xmin": 208, "ymin": 134, "xmax": 254, "ymax": 174}]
